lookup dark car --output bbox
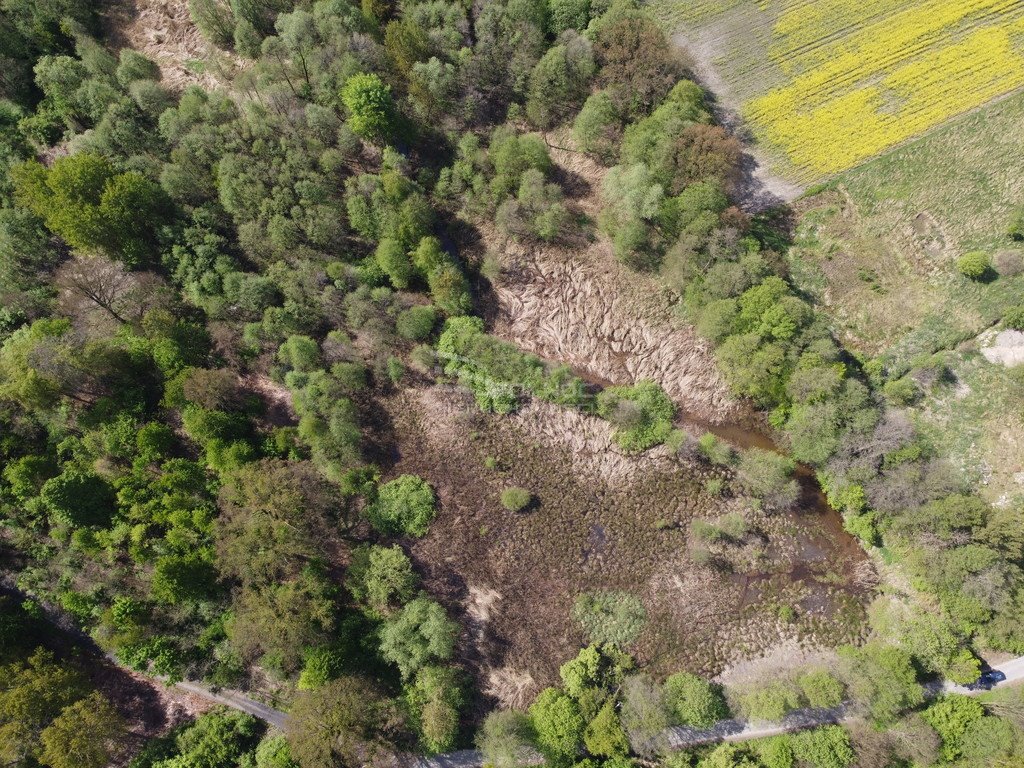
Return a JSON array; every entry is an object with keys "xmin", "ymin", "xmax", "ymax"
[{"xmin": 967, "ymin": 669, "xmax": 1007, "ymax": 691}]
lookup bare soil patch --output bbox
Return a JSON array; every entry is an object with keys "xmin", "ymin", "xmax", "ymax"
[
  {"xmin": 486, "ymin": 144, "xmax": 746, "ymax": 429},
  {"xmin": 101, "ymin": 0, "xmax": 225, "ymax": 90}
]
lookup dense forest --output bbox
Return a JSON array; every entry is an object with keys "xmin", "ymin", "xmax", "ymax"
[{"xmin": 2, "ymin": 0, "xmax": 1024, "ymax": 767}]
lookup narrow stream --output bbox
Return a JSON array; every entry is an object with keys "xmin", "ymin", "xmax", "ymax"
[{"xmin": 575, "ymin": 369, "xmax": 865, "ymax": 561}]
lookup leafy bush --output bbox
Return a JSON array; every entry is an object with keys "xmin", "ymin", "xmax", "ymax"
[
  {"xmin": 663, "ymin": 672, "xmax": 729, "ymax": 728},
  {"xmin": 379, "ymin": 597, "xmax": 458, "ymax": 679},
  {"xmin": 1004, "ymin": 304, "xmax": 1024, "ymax": 331},
  {"xmin": 437, "ymin": 316, "xmax": 588, "ymax": 413},
  {"xmin": 477, "ymin": 710, "xmax": 536, "ymax": 768},
  {"xmin": 738, "ymin": 681, "xmax": 802, "ymax": 721},
  {"xmin": 499, "ymin": 487, "xmax": 532, "ymax": 512},
  {"xmin": 367, "ymin": 475, "xmax": 437, "ymax": 537},
  {"xmin": 396, "ymin": 305, "xmax": 438, "ymax": 341},
  {"xmin": 697, "ymin": 433, "xmax": 735, "ymax": 465},
  {"xmin": 735, "ymin": 447, "xmax": 799, "ymax": 509},
  {"xmin": 596, "ymin": 380, "xmax": 675, "ymax": 452},
  {"xmin": 572, "ymin": 591, "xmax": 647, "ymax": 646},
  {"xmin": 297, "ymin": 646, "xmax": 346, "ymax": 691},
  {"xmin": 797, "ymin": 669, "xmax": 845, "ymax": 709},
  {"xmin": 956, "ymin": 251, "xmax": 991, "ymax": 280}
]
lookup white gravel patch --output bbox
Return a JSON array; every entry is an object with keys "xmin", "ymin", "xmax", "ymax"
[{"xmin": 981, "ymin": 329, "xmax": 1024, "ymax": 367}]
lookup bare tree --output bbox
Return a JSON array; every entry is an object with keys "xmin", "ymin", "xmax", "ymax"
[{"xmin": 56, "ymin": 255, "xmax": 171, "ymax": 331}]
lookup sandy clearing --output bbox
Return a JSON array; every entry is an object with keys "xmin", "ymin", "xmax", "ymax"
[{"xmin": 491, "ymin": 238, "xmax": 744, "ymax": 426}]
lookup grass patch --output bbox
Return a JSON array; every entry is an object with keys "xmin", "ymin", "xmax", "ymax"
[
  {"xmin": 573, "ymin": 591, "xmax": 648, "ymax": 647},
  {"xmin": 787, "ymin": 90, "xmax": 1024, "ymax": 372}
]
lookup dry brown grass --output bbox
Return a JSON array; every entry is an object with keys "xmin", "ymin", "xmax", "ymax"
[
  {"xmin": 383, "ymin": 382, "xmax": 868, "ymax": 700},
  {"xmin": 101, "ymin": 0, "xmax": 233, "ymax": 89},
  {"xmin": 487, "ymin": 137, "xmax": 745, "ymax": 428}
]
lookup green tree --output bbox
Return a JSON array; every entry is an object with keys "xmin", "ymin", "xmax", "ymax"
[
  {"xmin": 287, "ymin": 677, "xmax": 405, "ymax": 768},
  {"xmin": 599, "ymin": 163, "xmax": 664, "ymax": 268},
  {"xmin": 38, "ymin": 692, "xmax": 125, "ymax": 768},
  {"xmin": 375, "ymin": 238, "xmax": 415, "ymax": 289},
  {"xmin": 838, "ymin": 644, "xmax": 924, "ymax": 725},
  {"xmin": 797, "ymin": 669, "xmax": 845, "ymax": 709},
  {"xmin": 367, "ymin": 474, "xmax": 437, "ymax": 537},
  {"xmin": 341, "ymin": 73, "xmax": 399, "ymax": 144},
  {"xmin": 383, "ymin": 19, "xmax": 431, "ymax": 76},
  {"xmin": 957, "ymin": 715, "xmax": 1020, "ymax": 765},
  {"xmin": 921, "ymin": 695, "xmax": 985, "ymax": 761},
  {"xmin": 345, "ymin": 544, "xmax": 418, "ymax": 616},
  {"xmin": 573, "ymin": 90, "xmax": 621, "ymax": 165},
  {"xmin": 150, "ymin": 554, "xmax": 218, "ymax": 604},
  {"xmin": 396, "ymin": 305, "xmax": 438, "ymax": 341},
  {"xmin": 549, "ymin": 0, "xmax": 591, "ymax": 32},
  {"xmin": 152, "ymin": 709, "xmax": 262, "ymax": 767},
  {"xmin": 525, "ymin": 34, "xmax": 595, "ymax": 129},
  {"xmin": 664, "ymin": 672, "xmax": 729, "ymax": 728},
  {"xmin": 227, "ymin": 571, "xmax": 337, "ymax": 674},
  {"xmin": 620, "ymin": 675, "xmax": 670, "ymax": 756},
  {"xmin": 40, "ymin": 468, "xmax": 115, "ymax": 528},
  {"xmin": 529, "ymin": 687, "xmax": 585, "ymax": 761},
  {"xmin": 406, "ymin": 665, "xmax": 464, "ymax": 754},
  {"xmin": 698, "ymin": 743, "xmax": 761, "ymax": 768},
  {"xmin": 277, "ymin": 335, "xmax": 321, "ymax": 373},
  {"xmin": 0, "ymin": 649, "xmax": 90, "ymax": 763},
  {"xmin": 12, "ymin": 154, "xmax": 169, "ymax": 267},
  {"xmin": 378, "ymin": 597, "xmax": 458, "ymax": 679},
  {"xmin": 789, "ymin": 726, "xmax": 855, "ymax": 768},
  {"xmin": 584, "ymin": 699, "xmax": 628, "ymax": 758},
  {"xmin": 215, "ymin": 460, "xmax": 334, "ymax": 588},
  {"xmin": 254, "ymin": 735, "xmax": 299, "ymax": 768}
]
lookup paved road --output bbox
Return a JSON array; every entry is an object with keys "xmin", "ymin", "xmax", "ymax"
[
  {"xmin": 175, "ymin": 681, "xmax": 288, "ymax": 730},
  {"xmin": 7, "ymin": 581, "xmax": 1024, "ymax": 765},
  {"xmin": 414, "ymin": 659, "xmax": 1024, "ymax": 768}
]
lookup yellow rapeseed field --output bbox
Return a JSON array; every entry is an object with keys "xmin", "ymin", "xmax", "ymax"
[{"xmin": 667, "ymin": 0, "xmax": 1024, "ymax": 182}]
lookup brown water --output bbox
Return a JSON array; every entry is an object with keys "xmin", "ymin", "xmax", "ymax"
[
  {"xmin": 683, "ymin": 404, "xmax": 866, "ymax": 563},
  {"xmin": 576, "ymin": 365, "xmax": 864, "ymax": 563}
]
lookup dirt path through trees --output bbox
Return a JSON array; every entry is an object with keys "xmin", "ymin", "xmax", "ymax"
[{"xmin": 670, "ymin": 30, "xmax": 804, "ymax": 210}]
